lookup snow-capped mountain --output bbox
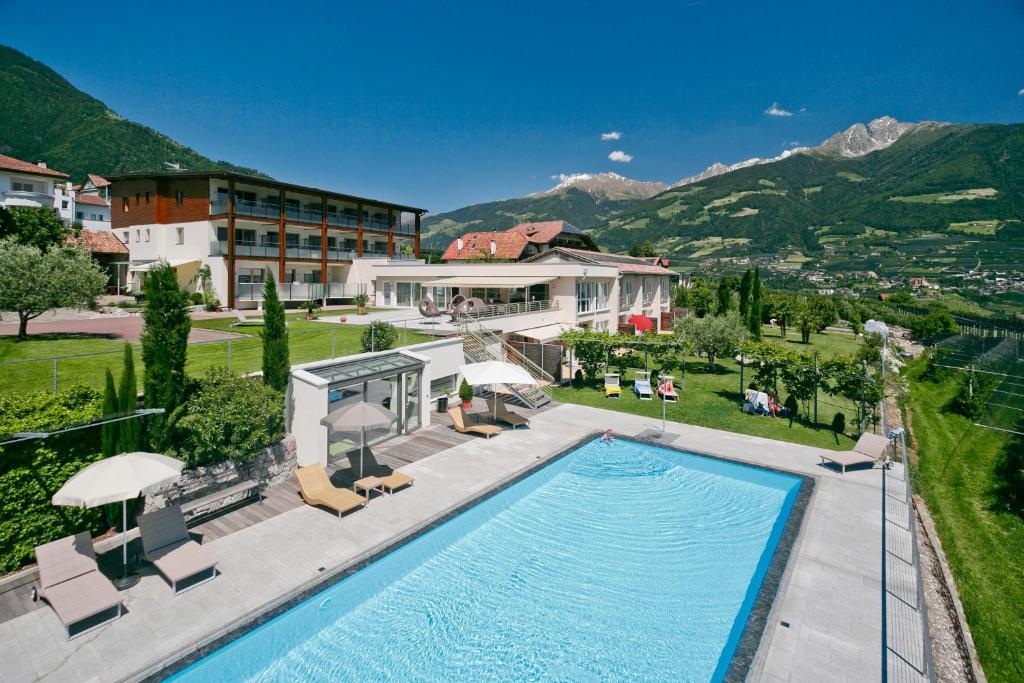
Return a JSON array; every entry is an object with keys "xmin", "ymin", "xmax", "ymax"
[
  {"xmin": 534, "ymin": 172, "xmax": 668, "ymax": 200},
  {"xmin": 672, "ymin": 147, "xmax": 809, "ymax": 188}
]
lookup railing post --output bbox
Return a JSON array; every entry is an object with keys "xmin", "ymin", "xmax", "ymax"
[
  {"xmin": 52, "ymin": 357, "xmax": 58, "ymax": 394},
  {"xmin": 331, "ymin": 329, "xmax": 336, "ymax": 358},
  {"xmin": 227, "ymin": 339, "xmax": 233, "ymax": 373}
]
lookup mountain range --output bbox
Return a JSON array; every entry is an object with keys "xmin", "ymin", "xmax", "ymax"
[{"xmin": 0, "ymin": 45, "xmax": 266, "ymax": 181}]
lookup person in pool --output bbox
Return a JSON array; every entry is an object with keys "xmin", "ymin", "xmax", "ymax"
[{"xmin": 601, "ymin": 429, "xmax": 615, "ymax": 443}]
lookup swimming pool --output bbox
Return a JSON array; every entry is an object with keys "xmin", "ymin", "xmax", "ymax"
[{"xmin": 168, "ymin": 437, "xmax": 805, "ymax": 682}]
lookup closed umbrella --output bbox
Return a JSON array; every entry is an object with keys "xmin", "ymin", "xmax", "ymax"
[
  {"xmin": 459, "ymin": 361, "xmax": 537, "ymax": 422},
  {"xmin": 53, "ymin": 451, "xmax": 184, "ymax": 588},
  {"xmin": 321, "ymin": 402, "xmax": 397, "ymax": 478}
]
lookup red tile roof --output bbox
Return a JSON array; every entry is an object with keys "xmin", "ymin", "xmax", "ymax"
[
  {"xmin": 75, "ymin": 194, "xmax": 110, "ymax": 207},
  {"xmin": 67, "ymin": 229, "xmax": 128, "ymax": 255},
  {"xmin": 507, "ymin": 220, "xmax": 569, "ymax": 244},
  {"xmin": 0, "ymin": 154, "xmax": 69, "ymax": 179},
  {"xmin": 86, "ymin": 174, "xmax": 111, "ymax": 188},
  {"xmin": 441, "ymin": 231, "xmax": 529, "ymax": 261}
]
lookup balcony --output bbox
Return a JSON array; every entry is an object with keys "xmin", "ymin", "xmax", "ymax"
[
  {"xmin": 361, "ymin": 250, "xmax": 389, "ymax": 259},
  {"xmin": 460, "ymin": 299, "xmax": 558, "ymax": 321},
  {"xmin": 235, "ymin": 282, "xmax": 326, "ymax": 301},
  {"xmin": 2, "ymin": 190, "xmax": 54, "ymax": 208},
  {"xmin": 286, "ymin": 205, "xmax": 322, "ymax": 224},
  {"xmin": 210, "ymin": 240, "xmax": 280, "ymax": 258},
  {"xmin": 327, "ymin": 248, "xmax": 357, "ymax": 261},
  {"xmin": 326, "ymin": 282, "xmax": 367, "ymax": 299},
  {"xmin": 393, "ymin": 223, "xmax": 417, "ymax": 236},
  {"xmin": 284, "ymin": 243, "xmax": 322, "ymax": 260},
  {"xmin": 363, "ymin": 218, "xmax": 390, "ymax": 233},
  {"xmin": 327, "ymin": 213, "xmax": 359, "ymax": 229}
]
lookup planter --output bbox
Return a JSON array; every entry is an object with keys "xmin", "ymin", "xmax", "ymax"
[
  {"xmin": 305, "ymin": 312, "xmax": 314, "ymax": 321},
  {"xmin": 338, "ymin": 316, "xmax": 347, "ymax": 323},
  {"xmin": 357, "ymin": 306, "xmax": 366, "ymax": 315},
  {"xmin": 462, "ymin": 399, "xmax": 473, "ymax": 410}
]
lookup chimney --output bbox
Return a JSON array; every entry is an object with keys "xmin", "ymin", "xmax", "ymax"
[
  {"xmin": 37, "ymin": 161, "xmax": 47, "ymax": 169},
  {"xmin": 489, "ymin": 240, "xmax": 497, "ymax": 256},
  {"xmin": 456, "ymin": 238, "xmax": 464, "ymax": 252}
]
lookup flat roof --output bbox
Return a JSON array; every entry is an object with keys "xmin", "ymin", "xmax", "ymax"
[
  {"xmin": 308, "ymin": 352, "xmax": 423, "ymax": 385},
  {"xmin": 105, "ymin": 170, "xmax": 426, "ymax": 214},
  {"xmin": 421, "ymin": 275, "xmax": 557, "ymax": 287}
]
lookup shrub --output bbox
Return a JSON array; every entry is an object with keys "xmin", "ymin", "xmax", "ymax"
[
  {"xmin": 950, "ymin": 373, "xmax": 998, "ymax": 420},
  {"xmin": 168, "ymin": 369, "xmax": 285, "ymax": 469},
  {"xmin": 459, "ymin": 379, "xmax": 474, "ymax": 403},
  {"xmin": 141, "ymin": 263, "xmax": 191, "ymax": 449},
  {"xmin": 262, "ymin": 269, "xmax": 289, "ymax": 392},
  {"xmin": 188, "ymin": 292, "xmax": 204, "ymax": 305},
  {"xmin": 0, "ymin": 386, "xmax": 107, "ymax": 573},
  {"xmin": 361, "ymin": 321, "xmax": 398, "ymax": 352}
]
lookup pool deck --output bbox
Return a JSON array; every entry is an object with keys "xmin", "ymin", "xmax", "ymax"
[{"xmin": 1, "ymin": 403, "xmax": 896, "ymax": 682}]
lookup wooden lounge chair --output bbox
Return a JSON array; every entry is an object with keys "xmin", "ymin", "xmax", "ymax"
[
  {"xmin": 231, "ymin": 313, "xmax": 264, "ymax": 327},
  {"xmin": 447, "ymin": 407, "xmax": 502, "ymax": 439},
  {"xmin": 137, "ymin": 505, "xmax": 218, "ymax": 594},
  {"xmin": 486, "ymin": 397, "xmax": 530, "ymax": 429},
  {"xmin": 819, "ymin": 432, "xmax": 891, "ymax": 473},
  {"xmin": 296, "ymin": 464, "xmax": 367, "ymax": 516},
  {"xmin": 347, "ymin": 446, "xmax": 415, "ymax": 494},
  {"xmin": 604, "ymin": 373, "xmax": 621, "ymax": 398},
  {"xmin": 35, "ymin": 532, "xmax": 123, "ymax": 639},
  {"xmin": 633, "ymin": 371, "xmax": 653, "ymax": 400}
]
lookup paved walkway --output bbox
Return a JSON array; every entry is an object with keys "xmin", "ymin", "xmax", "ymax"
[{"xmin": 0, "ymin": 405, "xmax": 897, "ymax": 682}]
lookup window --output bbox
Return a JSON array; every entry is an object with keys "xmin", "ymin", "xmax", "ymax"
[
  {"xmin": 145, "ymin": 191, "xmax": 151, "ymax": 203},
  {"xmin": 11, "ymin": 181, "xmax": 34, "ymax": 192},
  {"xmin": 135, "ymin": 229, "xmax": 140, "ymax": 243},
  {"xmin": 121, "ymin": 231, "xmax": 129, "ymax": 244},
  {"xmin": 596, "ymin": 282, "xmax": 609, "ymax": 311},
  {"xmin": 61, "ymin": 200, "xmax": 68, "ymax": 209},
  {"xmin": 122, "ymin": 197, "xmax": 129, "ymax": 212},
  {"xmin": 145, "ymin": 228, "xmax": 151, "ymax": 242},
  {"xmin": 76, "ymin": 211, "xmax": 84, "ymax": 220},
  {"xmin": 217, "ymin": 226, "xmax": 228, "ymax": 242},
  {"xmin": 175, "ymin": 190, "xmax": 184, "ymax": 205},
  {"xmin": 176, "ymin": 227, "xmax": 184, "ymax": 245},
  {"xmin": 430, "ymin": 374, "xmax": 457, "ymax": 400},
  {"xmin": 135, "ymin": 193, "xmax": 140, "ymax": 205},
  {"xmin": 576, "ymin": 281, "xmax": 595, "ymax": 314}
]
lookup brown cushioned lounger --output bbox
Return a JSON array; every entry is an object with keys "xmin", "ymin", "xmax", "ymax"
[
  {"xmin": 819, "ymin": 432, "xmax": 891, "ymax": 473},
  {"xmin": 447, "ymin": 407, "xmax": 502, "ymax": 439},
  {"xmin": 35, "ymin": 532, "xmax": 123, "ymax": 638},
  {"xmin": 486, "ymin": 398, "xmax": 530, "ymax": 429},
  {"xmin": 137, "ymin": 504, "xmax": 218, "ymax": 594},
  {"xmin": 346, "ymin": 446, "xmax": 414, "ymax": 494},
  {"xmin": 296, "ymin": 464, "xmax": 367, "ymax": 516}
]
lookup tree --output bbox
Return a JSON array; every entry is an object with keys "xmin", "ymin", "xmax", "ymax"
[
  {"xmin": 116, "ymin": 343, "xmax": 140, "ymax": 452},
  {"xmin": 628, "ymin": 241, "xmax": 657, "ymax": 258},
  {"xmin": 767, "ymin": 292, "xmax": 793, "ymax": 339},
  {"xmin": 0, "ymin": 238, "xmax": 107, "ymax": 339},
  {"xmin": 261, "ymin": 269, "xmax": 289, "ymax": 392},
  {"xmin": 778, "ymin": 351, "xmax": 820, "ymax": 421},
  {"xmin": 677, "ymin": 278, "xmax": 714, "ymax": 318},
  {"xmin": 141, "ymin": 263, "xmax": 191, "ymax": 449},
  {"xmin": 678, "ymin": 311, "xmax": 748, "ymax": 372},
  {"xmin": 809, "ymin": 295, "xmax": 838, "ymax": 332},
  {"xmin": 716, "ymin": 279, "xmax": 732, "ymax": 315},
  {"xmin": 748, "ymin": 266, "xmax": 764, "ymax": 340},
  {"xmin": 559, "ymin": 329, "xmax": 611, "ymax": 384},
  {"xmin": 100, "ymin": 370, "xmax": 119, "ymax": 456},
  {"xmin": 0, "ymin": 206, "xmax": 68, "ymax": 250},
  {"xmin": 738, "ymin": 269, "xmax": 753, "ymax": 320},
  {"xmin": 361, "ymin": 321, "xmax": 398, "ymax": 352}
]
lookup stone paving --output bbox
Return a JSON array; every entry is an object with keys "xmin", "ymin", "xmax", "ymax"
[{"xmin": 0, "ymin": 404, "xmax": 901, "ymax": 682}]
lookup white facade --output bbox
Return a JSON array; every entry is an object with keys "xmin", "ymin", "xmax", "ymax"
[
  {"xmin": 74, "ymin": 198, "xmax": 112, "ymax": 232},
  {"xmin": 0, "ymin": 165, "xmax": 74, "ymax": 222}
]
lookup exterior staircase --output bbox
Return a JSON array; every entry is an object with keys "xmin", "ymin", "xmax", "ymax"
[{"xmin": 456, "ymin": 315, "xmax": 553, "ymax": 408}]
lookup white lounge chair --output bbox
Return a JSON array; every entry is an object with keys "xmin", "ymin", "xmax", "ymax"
[
  {"xmin": 633, "ymin": 371, "xmax": 653, "ymax": 400},
  {"xmin": 819, "ymin": 433, "xmax": 891, "ymax": 473},
  {"xmin": 231, "ymin": 313, "xmax": 264, "ymax": 327}
]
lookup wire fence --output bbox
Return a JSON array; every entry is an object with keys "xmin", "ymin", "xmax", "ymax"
[
  {"xmin": 0, "ymin": 322, "xmax": 427, "ymax": 397},
  {"xmin": 930, "ymin": 334, "xmax": 1024, "ymax": 435}
]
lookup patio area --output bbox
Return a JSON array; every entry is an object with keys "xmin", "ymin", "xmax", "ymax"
[{"xmin": 0, "ymin": 403, "xmax": 907, "ymax": 682}]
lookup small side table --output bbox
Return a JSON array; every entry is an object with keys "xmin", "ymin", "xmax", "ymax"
[{"xmin": 353, "ymin": 476, "xmax": 384, "ymax": 502}]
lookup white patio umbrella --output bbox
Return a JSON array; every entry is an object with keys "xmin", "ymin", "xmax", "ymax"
[
  {"xmin": 459, "ymin": 361, "xmax": 538, "ymax": 422},
  {"xmin": 321, "ymin": 402, "xmax": 397, "ymax": 478},
  {"xmin": 52, "ymin": 451, "xmax": 184, "ymax": 586}
]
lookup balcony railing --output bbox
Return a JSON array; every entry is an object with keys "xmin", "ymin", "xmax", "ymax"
[
  {"xmin": 235, "ymin": 282, "xmax": 326, "ymax": 301},
  {"xmin": 361, "ymin": 250, "xmax": 389, "ymax": 259},
  {"xmin": 393, "ymin": 224, "xmax": 416, "ymax": 236},
  {"xmin": 285, "ymin": 245, "xmax": 324, "ymax": 260},
  {"xmin": 327, "ymin": 249, "xmax": 357, "ymax": 261},
  {"xmin": 363, "ymin": 218, "xmax": 390, "ymax": 232},
  {"xmin": 327, "ymin": 213, "xmax": 359, "ymax": 229},
  {"xmin": 211, "ymin": 241, "xmax": 357, "ymax": 261},
  {"xmin": 389, "ymin": 253, "xmax": 418, "ymax": 261},
  {"xmin": 461, "ymin": 299, "xmax": 557, "ymax": 321},
  {"xmin": 286, "ymin": 205, "xmax": 322, "ymax": 224},
  {"xmin": 326, "ymin": 282, "xmax": 367, "ymax": 299}
]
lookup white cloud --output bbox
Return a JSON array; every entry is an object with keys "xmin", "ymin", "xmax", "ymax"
[
  {"xmin": 601, "ymin": 131, "xmax": 622, "ymax": 141},
  {"xmin": 784, "ymin": 140, "xmax": 802, "ymax": 148},
  {"xmin": 765, "ymin": 102, "xmax": 793, "ymax": 117},
  {"xmin": 1019, "ymin": 88, "xmax": 1024, "ymax": 96},
  {"xmin": 608, "ymin": 150, "xmax": 633, "ymax": 163}
]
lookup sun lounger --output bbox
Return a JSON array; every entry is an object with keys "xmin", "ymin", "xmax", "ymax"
[
  {"xmin": 35, "ymin": 532, "xmax": 123, "ymax": 638},
  {"xmin": 657, "ymin": 376, "xmax": 679, "ymax": 402},
  {"xmin": 296, "ymin": 464, "xmax": 367, "ymax": 516},
  {"xmin": 819, "ymin": 432, "xmax": 891, "ymax": 473},
  {"xmin": 633, "ymin": 371, "xmax": 653, "ymax": 400},
  {"xmin": 346, "ymin": 446, "xmax": 415, "ymax": 493},
  {"xmin": 604, "ymin": 373, "xmax": 621, "ymax": 398},
  {"xmin": 447, "ymin": 407, "xmax": 502, "ymax": 438},
  {"xmin": 136, "ymin": 505, "xmax": 218, "ymax": 594},
  {"xmin": 231, "ymin": 313, "xmax": 264, "ymax": 327},
  {"xmin": 486, "ymin": 397, "xmax": 530, "ymax": 429}
]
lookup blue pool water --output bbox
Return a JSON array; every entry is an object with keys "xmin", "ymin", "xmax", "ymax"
[{"xmin": 170, "ymin": 438, "xmax": 802, "ymax": 682}]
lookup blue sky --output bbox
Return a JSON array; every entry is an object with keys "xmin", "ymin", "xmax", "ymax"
[{"xmin": 4, "ymin": 0, "xmax": 1023, "ymax": 212}]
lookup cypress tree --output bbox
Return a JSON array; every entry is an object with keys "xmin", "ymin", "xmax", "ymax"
[
  {"xmin": 117, "ymin": 343, "xmax": 140, "ymax": 452},
  {"xmin": 738, "ymin": 269, "xmax": 752, "ymax": 320},
  {"xmin": 749, "ymin": 266, "xmax": 763, "ymax": 340},
  {"xmin": 100, "ymin": 369, "xmax": 119, "ymax": 456},
  {"xmin": 141, "ymin": 263, "xmax": 191, "ymax": 450},
  {"xmin": 262, "ymin": 269, "xmax": 289, "ymax": 391},
  {"xmin": 716, "ymin": 279, "xmax": 732, "ymax": 315}
]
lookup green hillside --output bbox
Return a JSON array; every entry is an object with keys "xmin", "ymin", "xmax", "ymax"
[
  {"xmin": 590, "ymin": 123, "xmax": 1024, "ymax": 263},
  {"xmin": 421, "ymin": 187, "xmax": 643, "ymax": 249},
  {"xmin": 0, "ymin": 45, "xmax": 267, "ymax": 181}
]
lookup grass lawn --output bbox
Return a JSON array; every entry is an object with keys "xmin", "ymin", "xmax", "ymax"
[
  {"xmin": 0, "ymin": 310, "xmax": 432, "ymax": 396},
  {"xmin": 551, "ymin": 327, "xmax": 865, "ymax": 451},
  {"xmin": 906, "ymin": 361, "xmax": 1024, "ymax": 682}
]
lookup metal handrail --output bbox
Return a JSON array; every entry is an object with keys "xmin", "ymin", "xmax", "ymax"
[{"xmin": 461, "ymin": 299, "xmax": 557, "ymax": 321}]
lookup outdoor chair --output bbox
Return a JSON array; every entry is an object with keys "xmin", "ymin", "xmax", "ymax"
[
  {"xmin": 346, "ymin": 446, "xmax": 415, "ymax": 494},
  {"xmin": 136, "ymin": 504, "xmax": 218, "ymax": 594},
  {"xmin": 633, "ymin": 371, "xmax": 653, "ymax": 400},
  {"xmin": 657, "ymin": 376, "xmax": 679, "ymax": 402},
  {"xmin": 486, "ymin": 397, "xmax": 530, "ymax": 429},
  {"xmin": 296, "ymin": 464, "xmax": 367, "ymax": 516},
  {"xmin": 34, "ymin": 532, "xmax": 124, "ymax": 639},
  {"xmin": 447, "ymin": 407, "xmax": 502, "ymax": 439},
  {"xmin": 819, "ymin": 432, "xmax": 891, "ymax": 473},
  {"xmin": 231, "ymin": 313, "xmax": 264, "ymax": 327},
  {"xmin": 604, "ymin": 373, "xmax": 621, "ymax": 398}
]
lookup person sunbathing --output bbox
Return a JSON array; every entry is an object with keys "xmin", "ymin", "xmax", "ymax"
[{"xmin": 767, "ymin": 393, "xmax": 781, "ymax": 418}]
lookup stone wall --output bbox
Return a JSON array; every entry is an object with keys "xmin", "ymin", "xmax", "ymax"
[{"xmin": 144, "ymin": 435, "xmax": 297, "ymax": 516}]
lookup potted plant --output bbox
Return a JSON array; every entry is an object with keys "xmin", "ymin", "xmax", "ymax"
[
  {"xmin": 353, "ymin": 292, "xmax": 370, "ymax": 315},
  {"xmin": 302, "ymin": 299, "xmax": 321, "ymax": 321},
  {"xmin": 458, "ymin": 379, "xmax": 474, "ymax": 410}
]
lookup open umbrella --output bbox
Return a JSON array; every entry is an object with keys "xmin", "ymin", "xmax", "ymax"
[
  {"xmin": 321, "ymin": 402, "xmax": 397, "ymax": 478},
  {"xmin": 53, "ymin": 451, "xmax": 184, "ymax": 588},
  {"xmin": 627, "ymin": 314, "xmax": 655, "ymax": 333},
  {"xmin": 459, "ymin": 361, "xmax": 537, "ymax": 422}
]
